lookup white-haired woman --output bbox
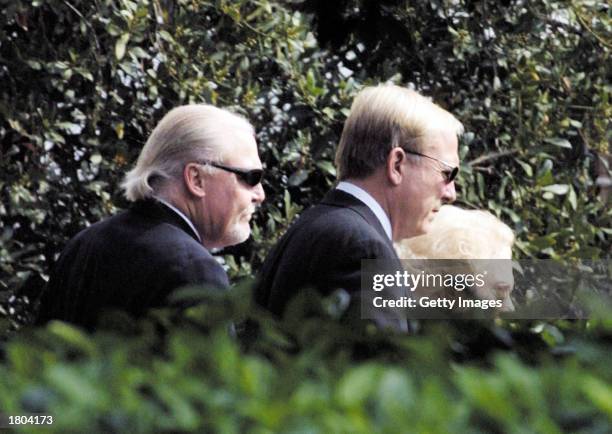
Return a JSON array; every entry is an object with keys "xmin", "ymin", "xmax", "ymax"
[{"xmin": 396, "ymin": 205, "xmax": 516, "ymax": 312}]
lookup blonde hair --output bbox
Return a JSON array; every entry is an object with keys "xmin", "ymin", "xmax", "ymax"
[
  {"xmin": 122, "ymin": 104, "xmax": 254, "ymax": 202},
  {"xmin": 335, "ymin": 84, "xmax": 464, "ymax": 180},
  {"xmin": 396, "ymin": 205, "xmax": 515, "ymax": 259}
]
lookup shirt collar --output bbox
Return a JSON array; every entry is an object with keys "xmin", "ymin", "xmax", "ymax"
[
  {"xmin": 336, "ymin": 181, "xmax": 393, "ymax": 240},
  {"xmin": 154, "ymin": 197, "xmax": 202, "ymax": 242}
]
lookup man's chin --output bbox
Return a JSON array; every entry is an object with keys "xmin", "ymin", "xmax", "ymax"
[{"xmin": 224, "ymin": 225, "xmax": 251, "ymax": 247}]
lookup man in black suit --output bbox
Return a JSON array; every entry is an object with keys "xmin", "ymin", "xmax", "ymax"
[
  {"xmin": 255, "ymin": 84, "xmax": 463, "ymax": 331},
  {"xmin": 37, "ymin": 104, "xmax": 265, "ymax": 328}
]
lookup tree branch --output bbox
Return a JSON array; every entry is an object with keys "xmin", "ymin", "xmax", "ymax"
[{"xmin": 467, "ymin": 149, "xmax": 520, "ymax": 167}]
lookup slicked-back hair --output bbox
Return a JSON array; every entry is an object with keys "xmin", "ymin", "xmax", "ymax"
[
  {"xmin": 335, "ymin": 84, "xmax": 464, "ymax": 180},
  {"xmin": 121, "ymin": 104, "xmax": 254, "ymax": 202}
]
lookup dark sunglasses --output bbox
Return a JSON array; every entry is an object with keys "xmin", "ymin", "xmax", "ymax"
[
  {"xmin": 197, "ymin": 160, "xmax": 264, "ymax": 187},
  {"xmin": 403, "ymin": 149, "xmax": 459, "ymax": 183}
]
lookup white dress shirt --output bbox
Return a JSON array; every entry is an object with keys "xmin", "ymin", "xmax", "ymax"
[
  {"xmin": 336, "ymin": 181, "xmax": 392, "ymax": 240},
  {"xmin": 155, "ymin": 197, "xmax": 202, "ymax": 242}
]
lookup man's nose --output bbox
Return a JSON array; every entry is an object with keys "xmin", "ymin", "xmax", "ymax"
[
  {"xmin": 252, "ymin": 182, "xmax": 265, "ymax": 203},
  {"xmin": 442, "ymin": 181, "xmax": 456, "ymax": 203}
]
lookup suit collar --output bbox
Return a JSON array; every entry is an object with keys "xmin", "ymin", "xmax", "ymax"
[
  {"xmin": 130, "ymin": 199, "xmax": 201, "ymax": 243},
  {"xmin": 154, "ymin": 197, "xmax": 201, "ymax": 242},
  {"xmin": 321, "ymin": 189, "xmax": 393, "ymax": 246},
  {"xmin": 336, "ymin": 182, "xmax": 392, "ymax": 240}
]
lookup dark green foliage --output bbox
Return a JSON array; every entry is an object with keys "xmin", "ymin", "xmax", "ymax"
[{"xmin": 1, "ymin": 285, "xmax": 612, "ymax": 433}]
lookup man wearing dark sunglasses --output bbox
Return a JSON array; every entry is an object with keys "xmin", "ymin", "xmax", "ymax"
[
  {"xmin": 255, "ymin": 84, "xmax": 462, "ymax": 332},
  {"xmin": 196, "ymin": 161, "xmax": 264, "ymax": 188},
  {"xmin": 37, "ymin": 104, "xmax": 265, "ymax": 328}
]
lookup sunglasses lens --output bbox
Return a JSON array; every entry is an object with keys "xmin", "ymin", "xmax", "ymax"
[
  {"xmin": 448, "ymin": 167, "xmax": 458, "ymax": 182},
  {"xmin": 243, "ymin": 169, "xmax": 263, "ymax": 186}
]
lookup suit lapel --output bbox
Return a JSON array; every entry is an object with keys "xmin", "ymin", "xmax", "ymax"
[{"xmin": 321, "ymin": 189, "xmax": 394, "ymax": 249}]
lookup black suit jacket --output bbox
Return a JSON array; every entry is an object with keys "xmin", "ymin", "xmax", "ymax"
[
  {"xmin": 37, "ymin": 199, "xmax": 229, "ymax": 328},
  {"xmin": 255, "ymin": 189, "xmax": 407, "ymax": 331}
]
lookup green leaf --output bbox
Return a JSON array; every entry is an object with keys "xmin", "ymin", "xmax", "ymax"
[
  {"xmin": 543, "ymin": 138, "xmax": 572, "ymax": 149},
  {"xmin": 130, "ymin": 46, "xmax": 150, "ymax": 59},
  {"xmin": 158, "ymin": 30, "xmax": 175, "ymax": 43},
  {"xmin": 517, "ymin": 160, "xmax": 533, "ymax": 177},
  {"xmin": 336, "ymin": 364, "xmax": 381, "ymax": 408},
  {"xmin": 582, "ymin": 376, "xmax": 612, "ymax": 417},
  {"xmin": 315, "ymin": 161, "xmax": 336, "ymax": 177},
  {"xmin": 26, "ymin": 60, "xmax": 42, "ymax": 70},
  {"xmin": 115, "ymin": 33, "xmax": 130, "ymax": 61},
  {"xmin": 114, "ymin": 122, "xmax": 125, "ymax": 139},
  {"xmin": 47, "ymin": 321, "xmax": 97, "ymax": 356},
  {"xmin": 541, "ymin": 184, "xmax": 569, "ymax": 195},
  {"xmin": 568, "ymin": 186, "xmax": 577, "ymax": 210},
  {"xmin": 375, "ymin": 368, "xmax": 416, "ymax": 417},
  {"xmin": 46, "ymin": 365, "xmax": 102, "ymax": 407},
  {"xmin": 90, "ymin": 154, "xmax": 102, "ymax": 165}
]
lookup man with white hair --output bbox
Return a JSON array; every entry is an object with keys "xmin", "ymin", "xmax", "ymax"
[
  {"xmin": 255, "ymin": 84, "xmax": 463, "ymax": 331},
  {"xmin": 37, "ymin": 104, "xmax": 265, "ymax": 328}
]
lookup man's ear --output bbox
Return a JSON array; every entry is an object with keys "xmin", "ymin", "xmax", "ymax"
[
  {"xmin": 386, "ymin": 147, "xmax": 405, "ymax": 186},
  {"xmin": 183, "ymin": 163, "xmax": 206, "ymax": 198}
]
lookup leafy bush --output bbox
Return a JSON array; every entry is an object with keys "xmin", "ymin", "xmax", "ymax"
[{"xmin": 1, "ymin": 285, "xmax": 611, "ymax": 433}]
